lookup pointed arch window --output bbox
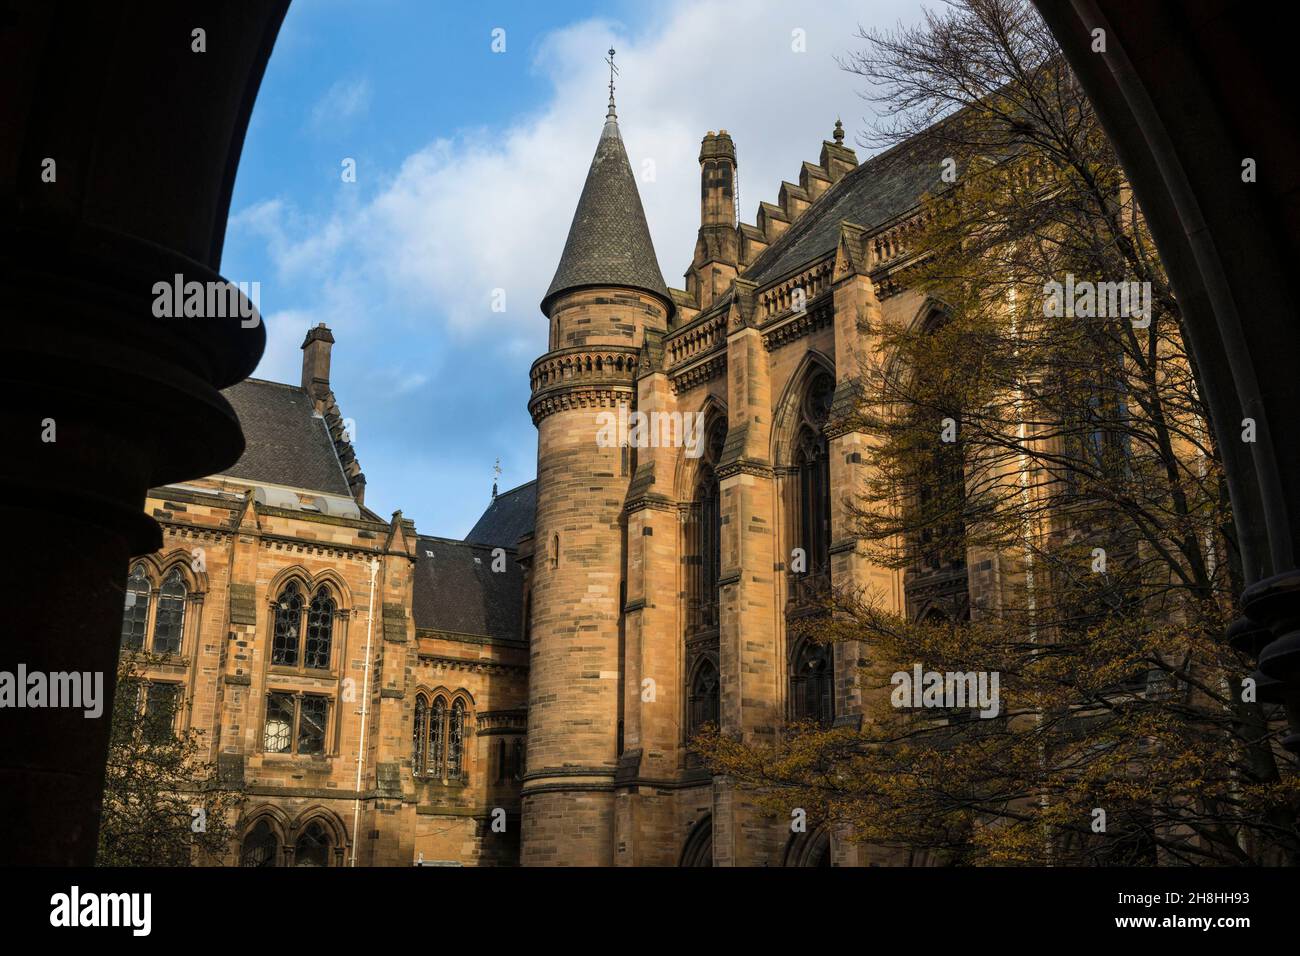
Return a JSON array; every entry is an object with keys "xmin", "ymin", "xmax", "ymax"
[
  {"xmin": 271, "ymin": 581, "xmax": 336, "ymax": 671},
  {"xmin": 448, "ymin": 699, "xmax": 466, "ymax": 777},
  {"xmin": 686, "ymin": 419, "xmax": 727, "ymax": 636},
  {"xmin": 790, "ymin": 638, "xmax": 834, "ymax": 725},
  {"xmin": 787, "ymin": 371, "xmax": 834, "ymax": 605},
  {"xmin": 293, "ymin": 821, "xmax": 332, "ymax": 867},
  {"xmin": 414, "ymin": 694, "xmax": 470, "ymax": 782},
  {"xmin": 413, "ymin": 697, "xmax": 428, "ymax": 774},
  {"xmin": 272, "ymin": 581, "xmax": 303, "ymax": 666},
  {"xmin": 688, "ymin": 657, "xmax": 720, "ymax": 735},
  {"xmin": 152, "ymin": 568, "xmax": 187, "ymax": 655},
  {"xmin": 240, "ymin": 819, "xmax": 279, "ymax": 867},
  {"xmin": 121, "ymin": 564, "xmax": 151, "ymax": 651},
  {"xmin": 305, "ymin": 587, "xmax": 335, "ymax": 669}
]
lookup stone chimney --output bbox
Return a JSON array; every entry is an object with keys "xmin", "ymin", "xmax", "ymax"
[{"xmin": 300, "ymin": 323, "xmax": 334, "ymax": 407}]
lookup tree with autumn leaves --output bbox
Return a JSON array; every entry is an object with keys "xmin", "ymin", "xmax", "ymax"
[
  {"xmin": 694, "ymin": 0, "xmax": 1300, "ymax": 865},
  {"xmin": 96, "ymin": 654, "xmax": 242, "ymax": 866}
]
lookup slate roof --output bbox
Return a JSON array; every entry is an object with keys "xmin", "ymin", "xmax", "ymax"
[
  {"xmin": 412, "ymin": 536, "xmax": 525, "ymax": 641},
  {"xmin": 218, "ymin": 378, "xmax": 351, "ymax": 496},
  {"xmin": 746, "ymin": 134, "xmax": 949, "ymax": 286},
  {"xmin": 542, "ymin": 107, "xmax": 672, "ymax": 313},
  {"xmin": 464, "ymin": 480, "xmax": 537, "ymax": 548}
]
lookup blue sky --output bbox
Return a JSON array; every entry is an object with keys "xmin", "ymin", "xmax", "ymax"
[{"xmin": 223, "ymin": 0, "xmax": 923, "ymax": 537}]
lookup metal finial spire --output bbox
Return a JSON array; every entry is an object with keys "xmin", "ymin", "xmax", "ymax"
[
  {"xmin": 605, "ymin": 47, "xmax": 619, "ymax": 120},
  {"xmin": 492, "ymin": 457, "xmax": 501, "ymax": 498}
]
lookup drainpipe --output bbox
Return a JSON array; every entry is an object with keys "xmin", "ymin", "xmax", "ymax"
[{"xmin": 351, "ymin": 557, "xmax": 379, "ymax": 867}]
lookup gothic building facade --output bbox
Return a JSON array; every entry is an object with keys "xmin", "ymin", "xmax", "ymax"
[{"xmin": 125, "ymin": 92, "xmax": 984, "ymax": 866}]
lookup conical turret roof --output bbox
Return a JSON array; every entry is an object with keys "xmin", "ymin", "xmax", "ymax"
[{"xmin": 542, "ymin": 101, "xmax": 672, "ymax": 315}]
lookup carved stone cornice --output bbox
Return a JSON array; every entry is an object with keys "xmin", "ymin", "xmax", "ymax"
[
  {"xmin": 528, "ymin": 384, "xmax": 635, "ymax": 425},
  {"xmin": 761, "ymin": 298, "xmax": 834, "ymax": 350},
  {"xmin": 717, "ymin": 458, "xmax": 775, "ymax": 480},
  {"xmin": 415, "ymin": 653, "xmax": 529, "ymax": 676},
  {"xmin": 669, "ymin": 351, "xmax": 726, "ymax": 394}
]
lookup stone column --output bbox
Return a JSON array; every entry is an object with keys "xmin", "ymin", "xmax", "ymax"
[{"xmin": 712, "ymin": 280, "xmax": 781, "ymax": 865}]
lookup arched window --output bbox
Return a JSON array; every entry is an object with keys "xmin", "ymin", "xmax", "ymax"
[
  {"xmin": 680, "ymin": 816, "xmax": 713, "ymax": 867},
  {"xmin": 686, "ymin": 419, "xmax": 727, "ymax": 637},
  {"xmin": 413, "ymin": 697, "xmax": 428, "ymax": 774},
  {"xmin": 790, "ymin": 638, "xmax": 834, "ymax": 725},
  {"xmin": 305, "ymin": 586, "xmax": 335, "ymax": 669},
  {"xmin": 787, "ymin": 372, "xmax": 834, "ymax": 605},
  {"xmin": 448, "ymin": 699, "xmax": 466, "ymax": 778},
  {"xmin": 271, "ymin": 581, "xmax": 303, "ymax": 666},
  {"xmin": 121, "ymin": 564, "xmax": 151, "ymax": 651},
  {"xmin": 430, "ymin": 698, "xmax": 446, "ymax": 774},
  {"xmin": 271, "ymin": 580, "xmax": 336, "ymax": 671},
  {"xmin": 688, "ymin": 658, "xmax": 720, "ymax": 735},
  {"xmin": 413, "ymin": 694, "xmax": 471, "ymax": 782},
  {"xmin": 240, "ymin": 819, "xmax": 279, "ymax": 867},
  {"xmin": 294, "ymin": 821, "xmax": 331, "ymax": 867},
  {"xmin": 152, "ymin": 568, "xmax": 186, "ymax": 655}
]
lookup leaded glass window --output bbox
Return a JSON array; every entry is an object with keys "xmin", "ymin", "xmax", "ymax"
[
  {"xmin": 413, "ymin": 696, "xmax": 428, "ymax": 774},
  {"xmin": 271, "ymin": 582, "xmax": 303, "ymax": 666},
  {"xmin": 304, "ymin": 587, "xmax": 334, "ymax": 669},
  {"xmin": 790, "ymin": 639, "xmax": 833, "ymax": 725},
  {"xmin": 121, "ymin": 564, "xmax": 151, "ymax": 651},
  {"xmin": 240, "ymin": 820, "xmax": 279, "ymax": 867},
  {"xmin": 298, "ymin": 695, "xmax": 328, "ymax": 755},
  {"xmin": 144, "ymin": 682, "xmax": 182, "ymax": 741},
  {"xmin": 414, "ymin": 695, "xmax": 472, "ymax": 781},
  {"xmin": 152, "ymin": 568, "xmax": 186, "ymax": 655},
  {"xmin": 688, "ymin": 658, "xmax": 720, "ymax": 735},
  {"xmin": 294, "ymin": 822, "xmax": 330, "ymax": 867},
  {"xmin": 448, "ymin": 699, "xmax": 466, "ymax": 778},
  {"xmin": 430, "ymin": 698, "xmax": 445, "ymax": 774},
  {"xmin": 264, "ymin": 692, "xmax": 294, "ymax": 753}
]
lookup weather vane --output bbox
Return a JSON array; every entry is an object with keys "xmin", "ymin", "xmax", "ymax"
[{"xmin": 605, "ymin": 47, "xmax": 618, "ymax": 112}]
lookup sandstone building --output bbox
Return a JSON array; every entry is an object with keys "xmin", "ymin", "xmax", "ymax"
[{"xmin": 124, "ymin": 87, "xmax": 976, "ymax": 866}]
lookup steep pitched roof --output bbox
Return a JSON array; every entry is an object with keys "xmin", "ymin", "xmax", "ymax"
[
  {"xmin": 542, "ymin": 105, "xmax": 671, "ymax": 314},
  {"xmin": 746, "ymin": 134, "xmax": 948, "ymax": 286},
  {"xmin": 218, "ymin": 378, "xmax": 352, "ymax": 496},
  {"xmin": 411, "ymin": 536, "xmax": 525, "ymax": 642},
  {"xmin": 464, "ymin": 480, "xmax": 537, "ymax": 548}
]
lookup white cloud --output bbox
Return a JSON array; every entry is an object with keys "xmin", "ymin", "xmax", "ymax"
[
  {"xmin": 309, "ymin": 75, "xmax": 372, "ymax": 132},
  {"xmin": 239, "ymin": 0, "xmax": 923, "ymax": 356}
]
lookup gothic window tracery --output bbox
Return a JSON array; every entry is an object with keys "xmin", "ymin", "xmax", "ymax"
[
  {"xmin": 414, "ymin": 693, "xmax": 471, "ymax": 782},
  {"xmin": 686, "ymin": 418, "xmax": 727, "ymax": 636},
  {"xmin": 293, "ymin": 821, "xmax": 331, "ymax": 867},
  {"xmin": 688, "ymin": 657, "xmax": 720, "ymax": 735},
  {"xmin": 240, "ymin": 819, "xmax": 279, "ymax": 867},
  {"xmin": 271, "ymin": 580, "xmax": 336, "ymax": 671},
  {"xmin": 790, "ymin": 637, "xmax": 834, "ymax": 725},
  {"xmin": 151, "ymin": 568, "xmax": 186, "ymax": 655},
  {"xmin": 121, "ymin": 564, "xmax": 151, "ymax": 651},
  {"xmin": 786, "ymin": 370, "xmax": 834, "ymax": 606}
]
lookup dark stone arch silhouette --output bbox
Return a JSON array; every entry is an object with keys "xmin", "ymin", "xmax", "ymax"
[
  {"xmin": 0, "ymin": 1, "xmax": 288, "ymax": 864},
  {"xmin": 3, "ymin": 0, "xmax": 1299, "ymax": 868},
  {"xmin": 1035, "ymin": 0, "xmax": 1300, "ymax": 751}
]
